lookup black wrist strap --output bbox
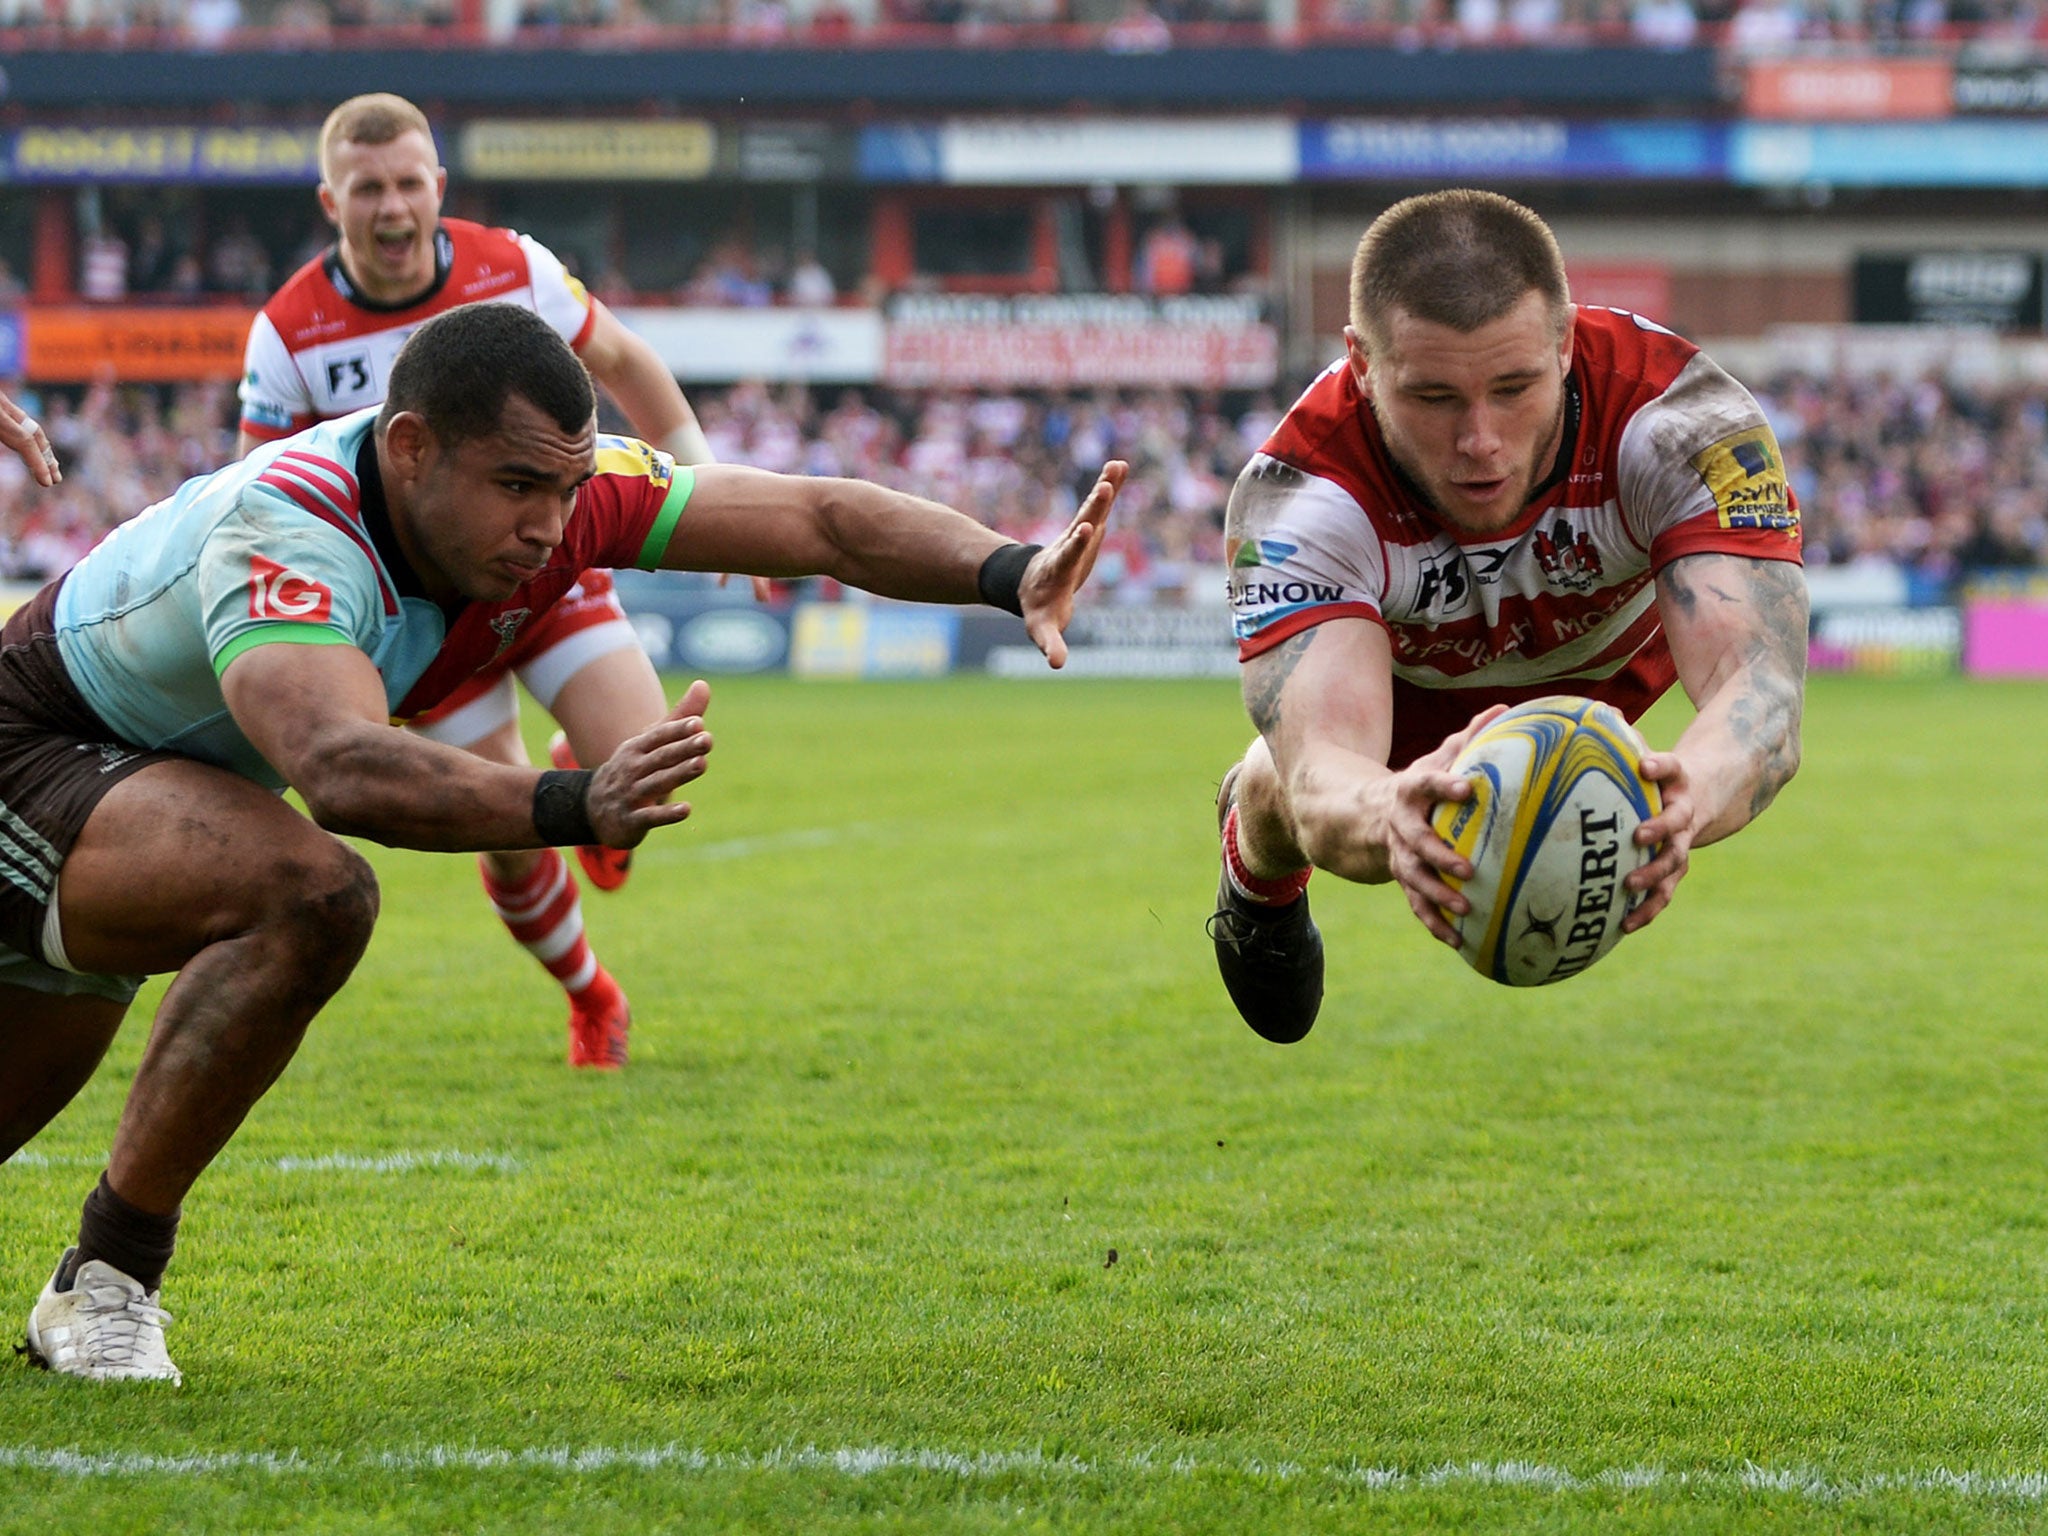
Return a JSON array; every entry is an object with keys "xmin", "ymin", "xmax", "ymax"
[
  {"xmin": 534, "ymin": 769, "xmax": 598, "ymax": 847},
  {"xmin": 976, "ymin": 542, "xmax": 1041, "ymax": 617}
]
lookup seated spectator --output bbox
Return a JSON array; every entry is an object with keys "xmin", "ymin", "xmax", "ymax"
[
  {"xmin": 205, "ymin": 215, "xmax": 271, "ymax": 299},
  {"xmin": 1103, "ymin": 0, "xmax": 1173, "ymax": 49},
  {"xmin": 1136, "ymin": 215, "xmax": 1199, "ymax": 296},
  {"xmin": 730, "ymin": 0, "xmax": 793, "ymax": 36},
  {"xmin": 1727, "ymin": 0, "xmax": 1802, "ymax": 49},
  {"xmin": 686, "ymin": 240, "xmax": 775, "ymax": 307},
  {"xmin": 126, "ymin": 214, "xmax": 177, "ymax": 295},
  {"xmin": 80, "ymin": 230, "xmax": 127, "ymax": 302},
  {"xmin": 1507, "ymin": 0, "xmax": 1562, "ymax": 38},
  {"xmin": 183, "ymin": 0, "xmax": 240, "ymax": 45},
  {"xmin": 1631, "ymin": 0, "xmax": 1696, "ymax": 43},
  {"xmin": 787, "ymin": 247, "xmax": 838, "ymax": 307},
  {"xmin": 808, "ymin": 0, "xmax": 857, "ymax": 36},
  {"xmin": 268, "ymin": 0, "xmax": 332, "ymax": 40}
]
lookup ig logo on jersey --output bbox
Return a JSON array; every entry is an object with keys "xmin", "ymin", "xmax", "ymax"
[{"xmin": 248, "ymin": 555, "xmax": 334, "ymax": 622}]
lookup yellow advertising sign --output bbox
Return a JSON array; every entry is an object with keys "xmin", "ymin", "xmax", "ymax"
[
  {"xmin": 11, "ymin": 127, "xmax": 320, "ymax": 182},
  {"xmin": 459, "ymin": 120, "xmax": 714, "ymax": 181}
]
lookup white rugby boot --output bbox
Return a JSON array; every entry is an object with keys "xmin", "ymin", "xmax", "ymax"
[{"xmin": 24, "ymin": 1248, "xmax": 181, "ymax": 1384}]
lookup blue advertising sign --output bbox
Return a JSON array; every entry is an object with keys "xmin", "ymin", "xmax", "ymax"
[
  {"xmin": 1734, "ymin": 121, "xmax": 2048, "ymax": 186},
  {"xmin": 857, "ymin": 124, "xmax": 944, "ymax": 184},
  {"xmin": 609, "ymin": 573, "xmax": 793, "ymax": 675},
  {"xmin": 0, "ymin": 312, "xmax": 24, "ymax": 378},
  {"xmin": 1299, "ymin": 119, "xmax": 1727, "ymax": 182}
]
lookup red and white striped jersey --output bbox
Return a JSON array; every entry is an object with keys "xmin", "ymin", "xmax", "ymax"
[
  {"xmin": 1227, "ymin": 306, "xmax": 1804, "ymax": 767},
  {"xmin": 237, "ymin": 216, "xmax": 596, "ymax": 442}
]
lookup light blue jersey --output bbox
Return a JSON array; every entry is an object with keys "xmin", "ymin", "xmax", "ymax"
[{"xmin": 53, "ymin": 410, "xmax": 452, "ymax": 788}]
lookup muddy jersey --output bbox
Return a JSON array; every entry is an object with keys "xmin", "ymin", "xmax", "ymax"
[
  {"xmin": 1227, "ymin": 307, "xmax": 1803, "ymax": 764},
  {"xmin": 238, "ymin": 218, "xmax": 596, "ymax": 441},
  {"xmin": 51, "ymin": 410, "xmax": 689, "ymax": 788}
]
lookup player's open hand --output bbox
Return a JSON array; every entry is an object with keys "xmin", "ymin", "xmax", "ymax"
[
  {"xmin": 1020, "ymin": 460, "xmax": 1127, "ymax": 668},
  {"xmin": 586, "ymin": 679, "xmax": 713, "ymax": 847},
  {"xmin": 1621, "ymin": 750, "xmax": 1693, "ymax": 933},
  {"xmin": 0, "ymin": 390, "xmax": 59, "ymax": 487},
  {"xmin": 1387, "ymin": 704, "xmax": 1510, "ymax": 945}
]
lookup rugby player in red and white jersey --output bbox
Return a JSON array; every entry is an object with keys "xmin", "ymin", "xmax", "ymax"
[
  {"xmin": 1210, "ymin": 190, "xmax": 1808, "ymax": 1043},
  {"xmin": 238, "ymin": 93, "xmax": 734, "ymax": 1069}
]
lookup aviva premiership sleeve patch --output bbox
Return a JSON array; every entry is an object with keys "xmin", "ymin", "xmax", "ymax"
[
  {"xmin": 1691, "ymin": 426, "xmax": 1798, "ymax": 533},
  {"xmin": 595, "ymin": 435, "xmax": 675, "ymax": 489}
]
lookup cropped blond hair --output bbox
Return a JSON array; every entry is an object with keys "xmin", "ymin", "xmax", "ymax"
[{"xmin": 319, "ymin": 93, "xmax": 435, "ymax": 183}]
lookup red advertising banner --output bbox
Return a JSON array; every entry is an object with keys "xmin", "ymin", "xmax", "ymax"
[
  {"xmin": 25, "ymin": 306, "xmax": 254, "ymax": 382},
  {"xmin": 884, "ymin": 321, "xmax": 1278, "ymax": 389},
  {"xmin": 1743, "ymin": 58, "xmax": 1953, "ymax": 121},
  {"xmin": 1566, "ymin": 263, "xmax": 1671, "ymax": 325}
]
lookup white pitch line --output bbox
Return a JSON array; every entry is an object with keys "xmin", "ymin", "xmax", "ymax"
[
  {"xmin": 6, "ymin": 1150, "xmax": 521, "ymax": 1175},
  {"xmin": 269, "ymin": 1151, "xmax": 521, "ymax": 1174},
  {"xmin": 650, "ymin": 821, "xmax": 892, "ymax": 864},
  {"xmin": 9, "ymin": 1444, "xmax": 2048, "ymax": 1503}
]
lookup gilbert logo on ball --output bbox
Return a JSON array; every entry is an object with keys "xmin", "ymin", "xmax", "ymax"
[{"xmin": 1429, "ymin": 696, "xmax": 1661, "ymax": 987}]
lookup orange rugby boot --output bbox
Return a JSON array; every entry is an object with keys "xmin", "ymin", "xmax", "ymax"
[
  {"xmin": 567, "ymin": 970, "xmax": 631, "ymax": 1070},
  {"xmin": 547, "ymin": 731, "xmax": 632, "ymax": 892}
]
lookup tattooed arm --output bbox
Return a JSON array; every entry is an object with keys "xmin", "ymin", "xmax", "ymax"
[
  {"xmin": 1235, "ymin": 616, "xmax": 1503, "ymax": 941},
  {"xmin": 1622, "ymin": 552, "xmax": 1808, "ymax": 931}
]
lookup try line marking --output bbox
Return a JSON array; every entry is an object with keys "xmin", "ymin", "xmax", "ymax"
[{"xmin": 5, "ymin": 1444, "xmax": 2048, "ymax": 1502}]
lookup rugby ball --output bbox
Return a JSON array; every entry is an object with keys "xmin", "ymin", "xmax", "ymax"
[{"xmin": 1428, "ymin": 696, "xmax": 1661, "ymax": 987}]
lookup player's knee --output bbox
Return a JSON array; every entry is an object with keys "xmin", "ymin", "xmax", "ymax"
[{"xmin": 271, "ymin": 841, "xmax": 380, "ymax": 975}]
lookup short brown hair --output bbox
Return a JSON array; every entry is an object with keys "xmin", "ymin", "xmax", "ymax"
[
  {"xmin": 319, "ymin": 93, "xmax": 435, "ymax": 183},
  {"xmin": 1349, "ymin": 190, "xmax": 1570, "ymax": 355}
]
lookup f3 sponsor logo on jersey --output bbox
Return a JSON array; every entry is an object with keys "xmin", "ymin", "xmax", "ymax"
[
  {"xmin": 1532, "ymin": 519, "xmax": 1605, "ymax": 593},
  {"xmin": 1414, "ymin": 548, "xmax": 1470, "ymax": 612},
  {"xmin": 1693, "ymin": 426, "xmax": 1799, "ymax": 535},
  {"xmin": 323, "ymin": 350, "xmax": 374, "ymax": 401},
  {"xmin": 248, "ymin": 555, "xmax": 334, "ymax": 622}
]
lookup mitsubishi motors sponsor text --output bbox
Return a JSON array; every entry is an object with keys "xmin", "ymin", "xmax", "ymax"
[{"xmin": 884, "ymin": 295, "xmax": 1276, "ymax": 390}]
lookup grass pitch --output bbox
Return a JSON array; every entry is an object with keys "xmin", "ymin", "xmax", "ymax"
[{"xmin": 7, "ymin": 672, "xmax": 2048, "ymax": 1533}]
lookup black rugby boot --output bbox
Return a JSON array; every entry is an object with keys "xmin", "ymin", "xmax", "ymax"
[{"xmin": 1208, "ymin": 770, "xmax": 1324, "ymax": 1043}]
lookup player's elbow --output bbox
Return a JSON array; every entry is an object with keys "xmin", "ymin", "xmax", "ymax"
[
  {"xmin": 288, "ymin": 748, "xmax": 397, "ymax": 842},
  {"xmin": 295, "ymin": 778, "xmax": 378, "ymax": 840},
  {"xmin": 807, "ymin": 478, "xmax": 871, "ymax": 578}
]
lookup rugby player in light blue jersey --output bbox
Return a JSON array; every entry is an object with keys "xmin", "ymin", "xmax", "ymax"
[{"xmin": 1, "ymin": 301, "xmax": 1127, "ymax": 1383}]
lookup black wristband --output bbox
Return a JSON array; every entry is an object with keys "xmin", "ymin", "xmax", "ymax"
[
  {"xmin": 976, "ymin": 542, "xmax": 1042, "ymax": 617},
  {"xmin": 533, "ymin": 769, "xmax": 598, "ymax": 848}
]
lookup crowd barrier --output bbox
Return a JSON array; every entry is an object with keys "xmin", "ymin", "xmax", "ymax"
[{"xmin": 7, "ymin": 575, "xmax": 2042, "ymax": 685}]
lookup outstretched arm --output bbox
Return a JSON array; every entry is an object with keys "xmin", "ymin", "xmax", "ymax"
[
  {"xmin": 578, "ymin": 299, "xmax": 767, "ymax": 601},
  {"xmin": 1626, "ymin": 552, "xmax": 1808, "ymax": 929},
  {"xmin": 222, "ymin": 643, "xmax": 713, "ymax": 852},
  {"xmin": 658, "ymin": 461, "xmax": 1126, "ymax": 668}
]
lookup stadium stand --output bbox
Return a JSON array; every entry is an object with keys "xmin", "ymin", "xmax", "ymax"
[
  {"xmin": 3, "ymin": 371, "xmax": 2044, "ymax": 590},
  {"xmin": 2, "ymin": 0, "xmax": 2045, "ymax": 42}
]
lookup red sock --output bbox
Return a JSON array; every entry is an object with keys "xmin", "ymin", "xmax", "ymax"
[
  {"xmin": 481, "ymin": 848, "xmax": 603, "ymax": 997},
  {"xmin": 1222, "ymin": 806, "xmax": 1312, "ymax": 906}
]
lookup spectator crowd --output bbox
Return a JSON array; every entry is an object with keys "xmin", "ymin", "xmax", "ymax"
[
  {"xmin": 3, "ymin": 0, "xmax": 2046, "ymax": 46},
  {"xmin": 3, "ymin": 370, "xmax": 2047, "ymax": 596}
]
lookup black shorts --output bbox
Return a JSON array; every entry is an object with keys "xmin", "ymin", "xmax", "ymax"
[{"xmin": 0, "ymin": 578, "xmax": 173, "ymax": 996}]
